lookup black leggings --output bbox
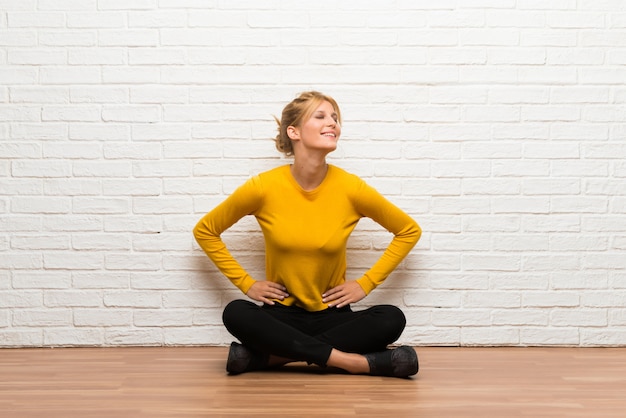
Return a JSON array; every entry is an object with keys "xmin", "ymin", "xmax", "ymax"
[{"xmin": 222, "ymin": 299, "xmax": 406, "ymax": 367}]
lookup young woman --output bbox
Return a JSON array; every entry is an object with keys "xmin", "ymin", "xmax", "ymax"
[{"xmin": 193, "ymin": 91, "xmax": 422, "ymax": 378}]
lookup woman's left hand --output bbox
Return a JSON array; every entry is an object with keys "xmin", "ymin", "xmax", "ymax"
[{"xmin": 322, "ymin": 280, "xmax": 366, "ymax": 308}]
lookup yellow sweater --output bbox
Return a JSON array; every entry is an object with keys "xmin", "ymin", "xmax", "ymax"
[{"xmin": 193, "ymin": 164, "xmax": 421, "ymax": 312}]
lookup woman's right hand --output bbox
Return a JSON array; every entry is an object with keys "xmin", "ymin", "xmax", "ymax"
[{"xmin": 246, "ymin": 281, "xmax": 289, "ymax": 305}]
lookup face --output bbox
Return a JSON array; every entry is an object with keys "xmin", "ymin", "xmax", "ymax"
[{"xmin": 288, "ymin": 100, "xmax": 341, "ymax": 155}]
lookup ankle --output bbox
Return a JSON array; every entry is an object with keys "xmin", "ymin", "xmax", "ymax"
[
  {"xmin": 327, "ymin": 349, "xmax": 369, "ymax": 374},
  {"xmin": 267, "ymin": 355, "xmax": 292, "ymax": 367}
]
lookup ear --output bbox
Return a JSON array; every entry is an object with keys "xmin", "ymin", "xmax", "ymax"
[{"xmin": 287, "ymin": 126, "xmax": 300, "ymax": 140}]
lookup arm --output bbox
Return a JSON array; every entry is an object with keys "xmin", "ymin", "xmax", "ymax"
[
  {"xmin": 353, "ymin": 180, "xmax": 421, "ymax": 294},
  {"xmin": 322, "ymin": 179, "xmax": 421, "ymax": 308},
  {"xmin": 192, "ymin": 177, "xmax": 262, "ymax": 295}
]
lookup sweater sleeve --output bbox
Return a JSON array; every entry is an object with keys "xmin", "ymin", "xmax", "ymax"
[
  {"xmin": 352, "ymin": 180, "xmax": 422, "ymax": 294},
  {"xmin": 192, "ymin": 176, "xmax": 263, "ymax": 294}
]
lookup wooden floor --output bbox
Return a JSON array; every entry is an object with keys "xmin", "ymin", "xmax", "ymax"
[{"xmin": 1, "ymin": 346, "xmax": 625, "ymax": 417}]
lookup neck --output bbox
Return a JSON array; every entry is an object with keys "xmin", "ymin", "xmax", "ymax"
[{"xmin": 290, "ymin": 155, "xmax": 328, "ymax": 191}]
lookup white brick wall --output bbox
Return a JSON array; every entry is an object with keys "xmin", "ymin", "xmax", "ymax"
[{"xmin": 1, "ymin": 1, "xmax": 625, "ymax": 347}]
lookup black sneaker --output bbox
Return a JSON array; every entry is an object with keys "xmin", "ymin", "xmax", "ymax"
[
  {"xmin": 365, "ymin": 346, "xmax": 419, "ymax": 378},
  {"xmin": 226, "ymin": 342, "xmax": 268, "ymax": 375}
]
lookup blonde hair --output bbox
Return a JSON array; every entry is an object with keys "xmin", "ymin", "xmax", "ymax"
[{"xmin": 274, "ymin": 91, "xmax": 342, "ymax": 156}]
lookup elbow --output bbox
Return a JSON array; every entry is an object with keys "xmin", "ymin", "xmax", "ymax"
[
  {"xmin": 192, "ymin": 220, "xmax": 207, "ymax": 243},
  {"xmin": 394, "ymin": 219, "xmax": 422, "ymax": 248},
  {"xmin": 411, "ymin": 221, "xmax": 422, "ymax": 245}
]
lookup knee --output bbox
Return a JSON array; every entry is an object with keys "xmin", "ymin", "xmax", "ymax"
[
  {"xmin": 382, "ymin": 305, "xmax": 406, "ymax": 328},
  {"xmin": 222, "ymin": 299, "xmax": 255, "ymax": 328},
  {"xmin": 375, "ymin": 305, "xmax": 407, "ymax": 337}
]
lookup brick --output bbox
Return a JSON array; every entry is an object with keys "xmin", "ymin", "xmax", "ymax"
[
  {"xmin": 43, "ymin": 142, "xmax": 101, "ymax": 159},
  {"xmin": 521, "ymin": 30, "xmax": 577, "ymax": 47},
  {"xmin": 8, "ymin": 49, "xmax": 66, "ymax": 64},
  {"xmin": 7, "ymin": 12, "xmax": 65, "ymax": 28},
  {"xmin": 44, "ymin": 329, "xmax": 103, "ymax": 346},
  {"xmin": 0, "ymin": 330, "xmax": 43, "ymax": 347},
  {"xmin": 0, "ymin": 142, "xmax": 41, "ymax": 158},
  {"xmin": 132, "ymin": 233, "xmax": 191, "ymax": 252},
  {"xmin": 522, "ymin": 292, "xmax": 579, "ymax": 308},
  {"xmin": 66, "ymin": 12, "xmax": 126, "ymax": 28},
  {"xmin": 0, "ymin": 105, "xmax": 40, "ymax": 121},
  {"xmin": 10, "ymin": 86, "xmax": 69, "ymax": 103},
  {"xmin": 43, "ymin": 252, "xmax": 103, "ymax": 270},
  {"xmin": 0, "ymin": 178, "xmax": 43, "ymax": 195},
  {"xmin": 11, "ymin": 197, "xmax": 71, "ymax": 214},
  {"xmin": 128, "ymin": 11, "xmax": 186, "ymax": 27},
  {"xmin": 132, "ymin": 160, "xmax": 191, "ymax": 177},
  {"xmin": 105, "ymin": 329, "xmax": 162, "ymax": 346},
  {"xmin": 463, "ymin": 254, "xmax": 521, "ymax": 271},
  {"xmin": 463, "ymin": 216, "xmax": 520, "ymax": 232},
  {"xmin": 0, "ymin": 0, "xmax": 36, "ymax": 10},
  {"xmin": 164, "ymin": 327, "xmax": 221, "ymax": 345},
  {"xmin": 130, "ymin": 272, "xmax": 195, "ymax": 290},
  {"xmin": 74, "ymin": 309, "xmax": 132, "ymax": 327},
  {"xmin": 552, "ymin": 272, "xmax": 608, "ymax": 290},
  {"xmin": 38, "ymin": 0, "xmax": 96, "ymax": 10},
  {"xmin": 0, "ymin": 216, "xmax": 42, "ymax": 232},
  {"xmin": 132, "ymin": 124, "xmax": 191, "ymax": 141},
  {"xmin": 104, "ymin": 254, "xmax": 162, "ymax": 271},
  {"xmin": 130, "ymin": 86, "xmax": 187, "ymax": 103},
  {"xmin": 493, "ymin": 309, "xmax": 549, "ymax": 326},
  {"xmin": 41, "ymin": 67, "xmax": 100, "ymax": 84},
  {"xmin": 102, "ymin": 105, "xmax": 160, "ymax": 122},
  {"xmin": 550, "ymin": 309, "xmax": 607, "ymax": 326},
  {"xmin": 133, "ymin": 310, "xmax": 192, "ymax": 327},
  {"xmin": 72, "ymin": 161, "xmax": 131, "ymax": 177},
  {"xmin": 72, "ymin": 234, "xmax": 131, "ymax": 251},
  {"xmin": 102, "ymin": 179, "xmax": 161, "ymax": 196},
  {"xmin": 401, "ymin": 327, "xmax": 460, "ymax": 346},
  {"xmin": 72, "ymin": 272, "xmax": 130, "ymax": 289},
  {"xmin": 70, "ymin": 87, "xmax": 128, "ymax": 104},
  {"xmin": 580, "ymin": 329, "xmax": 626, "ymax": 347},
  {"xmin": 12, "ymin": 271, "xmax": 71, "ymax": 289},
  {"xmin": 404, "ymin": 290, "xmax": 462, "ymax": 308},
  {"xmin": 103, "ymin": 291, "xmax": 162, "ymax": 308},
  {"xmin": 98, "ymin": 30, "xmax": 159, "ymax": 47},
  {"xmin": 42, "ymin": 215, "xmax": 102, "ymax": 232},
  {"xmin": 462, "ymin": 327, "xmax": 521, "ymax": 346},
  {"xmin": 490, "ymin": 273, "xmax": 549, "ymax": 290},
  {"xmin": 13, "ymin": 309, "xmax": 72, "ymax": 326},
  {"xmin": 161, "ymin": 29, "xmax": 221, "ymax": 47},
  {"xmin": 42, "ymin": 105, "xmax": 101, "ymax": 122},
  {"xmin": 44, "ymin": 290, "xmax": 101, "ymax": 308},
  {"xmin": 0, "ymin": 30, "xmax": 37, "ymax": 47},
  {"xmin": 103, "ymin": 215, "xmax": 162, "ymax": 233},
  {"xmin": 0, "ymin": 291, "xmax": 42, "ymax": 308},
  {"xmin": 11, "ymin": 234, "xmax": 69, "ymax": 250},
  {"xmin": 68, "ymin": 48, "xmax": 126, "ymax": 65},
  {"xmin": 520, "ymin": 328, "xmax": 580, "ymax": 345},
  {"xmin": 70, "ymin": 123, "xmax": 130, "ymax": 140},
  {"xmin": 188, "ymin": 11, "xmax": 247, "ymax": 27},
  {"xmin": 523, "ymin": 255, "xmax": 581, "ymax": 271},
  {"xmin": 103, "ymin": 67, "xmax": 160, "ymax": 84}
]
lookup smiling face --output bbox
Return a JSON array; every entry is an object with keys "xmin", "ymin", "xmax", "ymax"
[{"xmin": 288, "ymin": 100, "xmax": 341, "ymax": 156}]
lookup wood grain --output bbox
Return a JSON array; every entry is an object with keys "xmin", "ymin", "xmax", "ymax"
[{"xmin": 1, "ymin": 346, "xmax": 625, "ymax": 417}]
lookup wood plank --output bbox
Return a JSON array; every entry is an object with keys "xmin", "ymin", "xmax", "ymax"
[{"xmin": 1, "ymin": 346, "xmax": 625, "ymax": 417}]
